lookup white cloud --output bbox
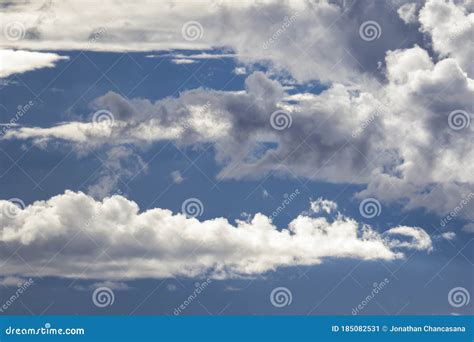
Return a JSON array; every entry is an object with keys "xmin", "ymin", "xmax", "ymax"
[
  {"xmin": 398, "ymin": 3, "xmax": 418, "ymax": 24},
  {"xmin": 1, "ymin": 0, "xmax": 472, "ymax": 223},
  {"xmin": 0, "ymin": 276, "xmax": 28, "ymax": 287},
  {"xmin": 385, "ymin": 226, "xmax": 433, "ymax": 251},
  {"xmin": 0, "ymin": 49, "xmax": 69, "ymax": 78},
  {"xmin": 0, "ymin": 191, "xmax": 432, "ymax": 280},
  {"xmin": 171, "ymin": 58, "xmax": 197, "ymax": 65},
  {"xmin": 419, "ymin": 0, "xmax": 474, "ymax": 77},
  {"xmin": 0, "ymin": 0, "xmax": 422, "ymax": 84},
  {"xmin": 440, "ymin": 232, "xmax": 456, "ymax": 241},
  {"xmin": 171, "ymin": 170, "xmax": 184, "ymax": 184},
  {"xmin": 310, "ymin": 198, "xmax": 338, "ymax": 214}
]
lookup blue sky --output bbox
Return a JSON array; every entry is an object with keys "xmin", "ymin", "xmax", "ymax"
[{"xmin": 0, "ymin": 0, "xmax": 472, "ymax": 316}]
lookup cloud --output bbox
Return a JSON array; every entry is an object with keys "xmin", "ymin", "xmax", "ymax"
[
  {"xmin": 419, "ymin": 0, "xmax": 474, "ymax": 77},
  {"xmin": 0, "ymin": 0, "xmax": 423, "ymax": 84},
  {"xmin": 1, "ymin": 1, "xmax": 472, "ymax": 222},
  {"xmin": 397, "ymin": 3, "xmax": 418, "ymax": 24},
  {"xmin": 3, "ymin": 55, "xmax": 473, "ymax": 217},
  {"xmin": 171, "ymin": 58, "xmax": 197, "ymax": 65},
  {"xmin": 310, "ymin": 198, "xmax": 338, "ymax": 214},
  {"xmin": 0, "ymin": 49, "xmax": 69, "ymax": 78},
  {"xmin": 72, "ymin": 280, "xmax": 131, "ymax": 291},
  {"xmin": 0, "ymin": 276, "xmax": 28, "ymax": 287},
  {"xmin": 0, "ymin": 192, "xmax": 432, "ymax": 280},
  {"xmin": 171, "ymin": 170, "xmax": 184, "ymax": 184},
  {"xmin": 440, "ymin": 232, "xmax": 456, "ymax": 241}
]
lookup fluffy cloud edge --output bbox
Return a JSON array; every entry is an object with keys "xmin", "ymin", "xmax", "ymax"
[
  {"xmin": 0, "ymin": 192, "xmax": 432, "ymax": 281},
  {"xmin": 0, "ymin": 49, "xmax": 69, "ymax": 78}
]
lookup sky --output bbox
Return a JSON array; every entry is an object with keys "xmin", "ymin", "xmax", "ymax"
[{"xmin": 0, "ymin": 0, "xmax": 473, "ymax": 316}]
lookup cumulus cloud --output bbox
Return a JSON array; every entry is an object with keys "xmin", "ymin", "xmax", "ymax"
[
  {"xmin": 419, "ymin": 0, "xmax": 474, "ymax": 77},
  {"xmin": 0, "ymin": 0, "xmax": 423, "ymax": 84},
  {"xmin": 310, "ymin": 198, "xmax": 338, "ymax": 214},
  {"xmin": 0, "ymin": 192, "xmax": 432, "ymax": 280},
  {"xmin": 0, "ymin": 49, "xmax": 69, "ymax": 78},
  {"xmin": 1, "ymin": 0, "xmax": 472, "ymax": 222},
  {"xmin": 398, "ymin": 3, "xmax": 418, "ymax": 24}
]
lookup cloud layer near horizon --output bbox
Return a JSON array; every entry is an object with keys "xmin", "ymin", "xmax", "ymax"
[{"xmin": 0, "ymin": 192, "xmax": 432, "ymax": 280}]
